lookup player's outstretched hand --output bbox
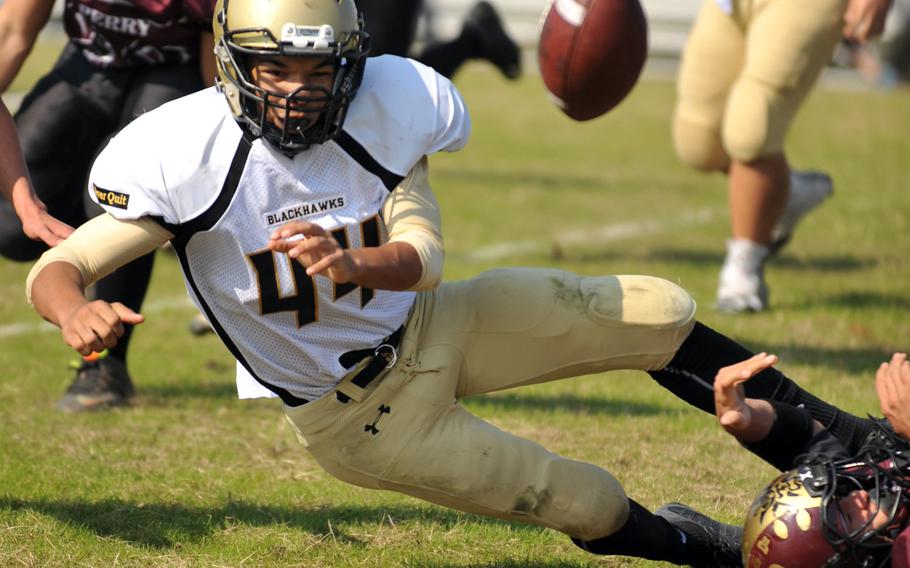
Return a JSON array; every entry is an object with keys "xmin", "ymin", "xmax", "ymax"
[
  {"xmin": 714, "ymin": 353, "xmax": 779, "ymax": 435},
  {"xmin": 268, "ymin": 221, "xmax": 358, "ymax": 283},
  {"xmin": 876, "ymin": 352, "xmax": 910, "ymax": 440},
  {"xmin": 60, "ymin": 301, "xmax": 144, "ymax": 357}
]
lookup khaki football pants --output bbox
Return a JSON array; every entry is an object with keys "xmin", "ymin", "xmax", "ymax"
[
  {"xmin": 284, "ymin": 269, "xmax": 696, "ymax": 541},
  {"xmin": 674, "ymin": 0, "xmax": 847, "ymax": 170}
]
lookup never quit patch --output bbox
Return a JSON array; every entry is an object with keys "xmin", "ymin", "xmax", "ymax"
[{"xmin": 93, "ymin": 185, "xmax": 130, "ymax": 209}]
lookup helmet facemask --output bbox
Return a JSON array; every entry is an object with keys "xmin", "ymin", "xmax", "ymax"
[
  {"xmin": 213, "ymin": 0, "xmax": 370, "ymax": 155},
  {"xmin": 821, "ymin": 443, "xmax": 910, "ymax": 566}
]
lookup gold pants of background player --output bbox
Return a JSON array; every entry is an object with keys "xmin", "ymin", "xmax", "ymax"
[
  {"xmin": 285, "ymin": 269, "xmax": 696, "ymax": 541},
  {"xmin": 674, "ymin": 0, "xmax": 847, "ymax": 169}
]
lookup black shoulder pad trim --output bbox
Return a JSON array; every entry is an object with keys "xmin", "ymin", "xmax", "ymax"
[{"xmin": 334, "ymin": 130, "xmax": 405, "ymax": 191}]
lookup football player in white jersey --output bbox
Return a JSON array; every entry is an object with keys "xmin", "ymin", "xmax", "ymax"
[{"xmin": 24, "ymin": 0, "xmax": 876, "ymax": 564}]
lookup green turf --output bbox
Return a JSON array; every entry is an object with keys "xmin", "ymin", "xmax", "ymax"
[{"xmin": 1, "ymin": 60, "xmax": 908, "ymax": 566}]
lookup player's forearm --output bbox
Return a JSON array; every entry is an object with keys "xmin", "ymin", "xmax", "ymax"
[
  {"xmin": 0, "ymin": 101, "xmax": 29, "ymax": 202},
  {"xmin": 0, "ymin": 155, "xmax": 33, "ymax": 217},
  {"xmin": 0, "ymin": 0, "xmax": 54, "ymax": 93},
  {"xmin": 0, "ymin": 22, "xmax": 36, "ymax": 93},
  {"xmin": 347, "ymin": 241, "xmax": 423, "ymax": 291},
  {"xmin": 0, "ymin": 46, "xmax": 30, "ymax": 92},
  {"xmin": 0, "ymin": 103, "xmax": 44, "ymax": 226},
  {"xmin": 29, "ymin": 261, "xmax": 89, "ymax": 327}
]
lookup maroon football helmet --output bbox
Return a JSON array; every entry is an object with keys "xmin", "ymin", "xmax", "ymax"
[{"xmin": 743, "ymin": 428, "xmax": 910, "ymax": 568}]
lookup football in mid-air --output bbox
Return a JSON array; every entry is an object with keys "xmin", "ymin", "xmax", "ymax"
[{"xmin": 538, "ymin": 0, "xmax": 648, "ymax": 121}]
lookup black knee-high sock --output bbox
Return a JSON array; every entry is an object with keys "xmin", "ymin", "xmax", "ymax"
[
  {"xmin": 572, "ymin": 499, "xmax": 689, "ymax": 563},
  {"xmin": 648, "ymin": 322, "xmax": 874, "ymax": 455},
  {"xmin": 92, "ymin": 252, "xmax": 156, "ymax": 365}
]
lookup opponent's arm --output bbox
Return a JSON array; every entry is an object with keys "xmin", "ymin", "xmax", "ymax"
[
  {"xmin": 27, "ymin": 214, "xmax": 173, "ymax": 355},
  {"xmin": 714, "ymin": 353, "xmax": 782, "ymax": 442},
  {"xmin": 715, "ymin": 354, "xmax": 828, "ymax": 470},
  {"xmin": 0, "ymin": 0, "xmax": 54, "ymax": 92},
  {"xmin": 0, "ymin": 100, "xmax": 73, "ymax": 245},
  {"xmin": 268, "ymin": 157, "xmax": 443, "ymax": 291}
]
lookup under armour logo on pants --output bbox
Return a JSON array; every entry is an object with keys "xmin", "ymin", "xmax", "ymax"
[{"xmin": 365, "ymin": 405, "xmax": 391, "ymax": 435}]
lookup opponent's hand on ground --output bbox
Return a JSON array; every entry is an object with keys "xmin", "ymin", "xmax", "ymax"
[
  {"xmin": 268, "ymin": 221, "xmax": 358, "ymax": 283},
  {"xmin": 714, "ymin": 353, "xmax": 779, "ymax": 434},
  {"xmin": 843, "ymin": 0, "xmax": 892, "ymax": 42},
  {"xmin": 60, "ymin": 301, "xmax": 144, "ymax": 356},
  {"xmin": 876, "ymin": 352, "xmax": 910, "ymax": 440}
]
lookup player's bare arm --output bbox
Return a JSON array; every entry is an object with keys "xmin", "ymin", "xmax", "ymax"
[
  {"xmin": 713, "ymin": 353, "xmax": 780, "ymax": 441},
  {"xmin": 268, "ymin": 221, "xmax": 423, "ymax": 290},
  {"xmin": 0, "ymin": 101, "xmax": 73, "ymax": 246},
  {"xmin": 876, "ymin": 352, "xmax": 910, "ymax": 439},
  {"xmin": 843, "ymin": 0, "xmax": 893, "ymax": 42},
  {"xmin": 0, "ymin": 0, "xmax": 55, "ymax": 92}
]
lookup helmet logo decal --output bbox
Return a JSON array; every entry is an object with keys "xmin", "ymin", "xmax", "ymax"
[
  {"xmin": 796, "ymin": 509, "xmax": 813, "ymax": 531},
  {"xmin": 280, "ymin": 23, "xmax": 335, "ymax": 49}
]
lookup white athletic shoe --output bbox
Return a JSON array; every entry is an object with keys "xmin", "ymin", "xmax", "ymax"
[
  {"xmin": 716, "ymin": 239, "xmax": 771, "ymax": 313},
  {"xmin": 769, "ymin": 170, "xmax": 833, "ymax": 256}
]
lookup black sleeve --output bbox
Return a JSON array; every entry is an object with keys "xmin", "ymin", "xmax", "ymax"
[
  {"xmin": 741, "ymin": 399, "xmax": 847, "ymax": 471},
  {"xmin": 798, "ymin": 429, "xmax": 852, "ymax": 465}
]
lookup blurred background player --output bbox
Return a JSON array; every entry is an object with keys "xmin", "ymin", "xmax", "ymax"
[
  {"xmin": 358, "ymin": 0, "xmax": 521, "ymax": 80},
  {"xmin": 0, "ymin": 0, "xmax": 215, "ymax": 411},
  {"xmin": 840, "ymin": 0, "xmax": 910, "ymax": 86},
  {"xmin": 672, "ymin": 0, "xmax": 893, "ymax": 313}
]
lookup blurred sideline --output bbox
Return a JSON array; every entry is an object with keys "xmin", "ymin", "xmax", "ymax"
[
  {"xmin": 4, "ymin": 0, "xmax": 897, "ymax": 113},
  {"xmin": 0, "ymin": 55, "xmax": 874, "ymax": 116}
]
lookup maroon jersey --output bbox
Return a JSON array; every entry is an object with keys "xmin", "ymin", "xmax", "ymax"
[{"xmin": 64, "ymin": 0, "xmax": 215, "ymax": 68}]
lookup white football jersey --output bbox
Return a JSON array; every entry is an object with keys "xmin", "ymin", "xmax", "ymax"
[{"xmin": 88, "ymin": 55, "xmax": 470, "ymax": 403}]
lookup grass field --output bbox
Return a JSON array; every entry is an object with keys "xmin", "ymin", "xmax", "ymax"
[{"xmin": 1, "ymin": 51, "xmax": 909, "ymax": 566}]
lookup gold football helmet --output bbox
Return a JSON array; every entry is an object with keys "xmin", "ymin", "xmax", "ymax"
[{"xmin": 212, "ymin": 0, "xmax": 370, "ymax": 153}]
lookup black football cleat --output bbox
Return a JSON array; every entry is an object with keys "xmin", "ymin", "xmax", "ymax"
[
  {"xmin": 57, "ymin": 357, "xmax": 135, "ymax": 412},
  {"xmin": 464, "ymin": 1, "xmax": 522, "ymax": 80},
  {"xmin": 655, "ymin": 503, "xmax": 743, "ymax": 568}
]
